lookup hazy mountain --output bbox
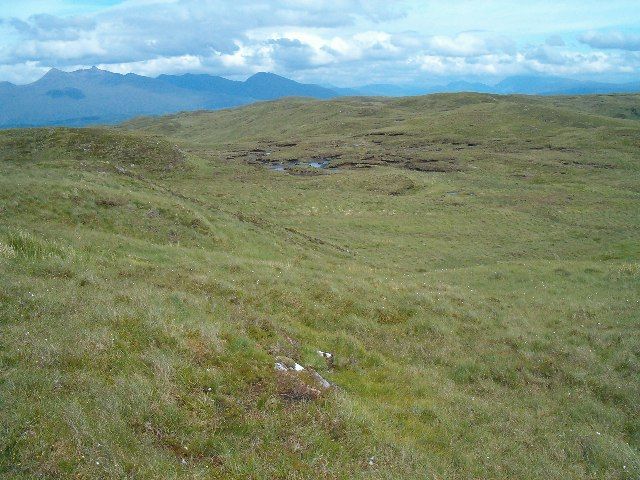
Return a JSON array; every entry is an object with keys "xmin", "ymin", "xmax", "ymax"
[
  {"xmin": 322, "ymin": 85, "xmax": 363, "ymax": 96},
  {"xmin": 157, "ymin": 72, "xmax": 336, "ymax": 100},
  {"xmin": 1, "ymin": 68, "xmax": 639, "ymax": 128},
  {"xmin": 157, "ymin": 73, "xmax": 246, "ymax": 96},
  {"xmin": 494, "ymin": 75, "xmax": 579, "ymax": 94},
  {"xmin": 464, "ymin": 75, "xmax": 640, "ymax": 96},
  {"xmin": 354, "ymin": 84, "xmax": 428, "ymax": 96},
  {"xmin": 0, "ymin": 68, "xmax": 338, "ymax": 128},
  {"xmin": 353, "ymin": 77, "xmax": 640, "ymax": 97},
  {"xmin": 241, "ymin": 72, "xmax": 337, "ymax": 100},
  {"xmin": 428, "ymin": 81, "xmax": 495, "ymax": 94},
  {"xmin": 0, "ymin": 81, "xmax": 15, "ymax": 94}
]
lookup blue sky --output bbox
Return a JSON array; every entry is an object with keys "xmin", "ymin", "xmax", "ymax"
[{"xmin": 0, "ymin": 0, "xmax": 639, "ymax": 85}]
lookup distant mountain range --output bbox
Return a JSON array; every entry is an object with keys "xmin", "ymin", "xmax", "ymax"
[
  {"xmin": 346, "ymin": 76, "xmax": 640, "ymax": 97},
  {"xmin": 0, "ymin": 68, "xmax": 337, "ymax": 128},
  {"xmin": 1, "ymin": 67, "xmax": 639, "ymax": 128}
]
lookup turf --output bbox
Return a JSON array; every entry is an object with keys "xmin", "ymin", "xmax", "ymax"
[{"xmin": 1, "ymin": 93, "xmax": 639, "ymax": 479}]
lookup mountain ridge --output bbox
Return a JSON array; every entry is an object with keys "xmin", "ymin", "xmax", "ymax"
[
  {"xmin": 0, "ymin": 67, "xmax": 339, "ymax": 128},
  {"xmin": 1, "ymin": 68, "xmax": 639, "ymax": 128}
]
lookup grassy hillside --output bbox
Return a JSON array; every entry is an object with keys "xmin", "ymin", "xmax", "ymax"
[{"xmin": 1, "ymin": 94, "xmax": 639, "ymax": 479}]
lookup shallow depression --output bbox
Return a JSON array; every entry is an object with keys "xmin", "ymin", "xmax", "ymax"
[{"xmin": 267, "ymin": 159, "xmax": 333, "ymax": 171}]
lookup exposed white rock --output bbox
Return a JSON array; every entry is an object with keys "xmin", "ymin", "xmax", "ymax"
[
  {"xmin": 309, "ymin": 369, "xmax": 331, "ymax": 389},
  {"xmin": 274, "ymin": 362, "xmax": 288, "ymax": 372},
  {"xmin": 274, "ymin": 361, "xmax": 305, "ymax": 372},
  {"xmin": 317, "ymin": 350, "xmax": 334, "ymax": 368}
]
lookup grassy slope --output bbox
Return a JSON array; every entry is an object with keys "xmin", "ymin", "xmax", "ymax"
[{"xmin": 1, "ymin": 94, "xmax": 639, "ymax": 479}]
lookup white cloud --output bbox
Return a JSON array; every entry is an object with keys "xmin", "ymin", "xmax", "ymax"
[
  {"xmin": 414, "ymin": 47, "xmax": 635, "ymax": 78},
  {"xmin": 427, "ymin": 34, "xmax": 486, "ymax": 57},
  {"xmin": 0, "ymin": 61, "xmax": 48, "ymax": 84},
  {"xmin": 579, "ymin": 31, "xmax": 640, "ymax": 51},
  {"xmin": 0, "ymin": 1, "xmax": 639, "ymax": 84},
  {"xmin": 101, "ymin": 54, "xmax": 204, "ymax": 76}
]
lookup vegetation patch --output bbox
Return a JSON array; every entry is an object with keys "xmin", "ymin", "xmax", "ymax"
[
  {"xmin": 359, "ymin": 173, "xmax": 417, "ymax": 195},
  {"xmin": 2, "ymin": 93, "xmax": 639, "ymax": 479}
]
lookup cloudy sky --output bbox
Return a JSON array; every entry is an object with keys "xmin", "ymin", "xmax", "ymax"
[{"xmin": 1, "ymin": 0, "xmax": 639, "ymax": 85}]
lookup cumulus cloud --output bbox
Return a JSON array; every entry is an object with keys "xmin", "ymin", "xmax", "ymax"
[
  {"xmin": 9, "ymin": 14, "xmax": 95, "ymax": 41},
  {"xmin": 101, "ymin": 54, "xmax": 205, "ymax": 77},
  {"xmin": 0, "ymin": 60, "xmax": 48, "ymax": 84},
  {"xmin": 579, "ymin": 31, "xmax": 640, "ymax": 51},
  {"xmin": 525, "ymin": 50, "xmax": 632, "ymax": 75},
  {"xmin": 268, "ymin": 38, "xmax": 329, "ymax": 70},
  {"xmin": 424, "ymin": 33, "xmax": 515, "ymax": 58},
  {"xmin": 525, "ymin": 45, "xmax": 572, "ymax": 66},
  {"xmin": 413, "ymin": 42, "xmax": 635, "ymax": 78},
  {"xmin": 0, "ymin": 0, "xmax": 639, "ymax": 84},
  {"xmin": 4, "ymin": 0, "xmax": 380, "ymax": 67}
]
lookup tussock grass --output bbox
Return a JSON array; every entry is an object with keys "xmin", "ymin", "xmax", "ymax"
[{"xmin": 1, "ymin": 93, "xmax": 639, "ymax": 479}]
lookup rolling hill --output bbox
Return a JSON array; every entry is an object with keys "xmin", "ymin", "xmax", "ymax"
[
  {"xmin": 1, "ymin": 93, "xmax": 639, "ymax": 479},
  {"xmin": 2, "ymin": 68, "xmax": 639, "ymax": 129}
]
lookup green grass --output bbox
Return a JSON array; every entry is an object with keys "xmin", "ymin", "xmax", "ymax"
[{"xmin": 1, "ymin": 93, "xmax": 639, "ymax": 479}]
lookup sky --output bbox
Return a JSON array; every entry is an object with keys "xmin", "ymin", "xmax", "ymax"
[{"xmin": 0, "ymin": 0, "xmax": 639, "ymax": 86}]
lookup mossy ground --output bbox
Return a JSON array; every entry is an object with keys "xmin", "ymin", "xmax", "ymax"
[{"xmin": 1, "ymin": 93, "xmax": 639, "ymax": 479}]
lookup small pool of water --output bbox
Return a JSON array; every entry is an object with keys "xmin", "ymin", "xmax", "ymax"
[
  {"xmin": 308, "ymin": 160, "xmax": 330, "ymax": 169},
  {"xmin": 266, "ymin": 159, "xmax": 332, "ymax": 171}
]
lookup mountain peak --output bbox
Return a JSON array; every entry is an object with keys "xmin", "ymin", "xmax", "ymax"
[
  {"xmin": 38, "ymin": 67, "xmax": 113, "ymax": 83},
  {"xmin": 248, "ymin": 71, "xmax": 277, "ymax": 78},
  {"xmin": 246, "ymin": 72, "xmax": 289, "ymax": 83},
  {"xmin": 34, "ymin": 68, "xmax": 72, "ymax": 86},
  {"xmin": 41, "ymin": 67, "xmax": 67, "ymax": 79},
  {"xmin": 75, "ymin": 66, "xmax": 115, "ymax": 76},
  {"xmin": 242, "ymin": 72, "xmax": 337, "ymax": 100}
]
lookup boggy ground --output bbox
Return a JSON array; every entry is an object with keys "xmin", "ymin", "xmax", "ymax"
[{"xmin": 1, "ymin": 93, "xmax": 639, "ymax": 479}]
